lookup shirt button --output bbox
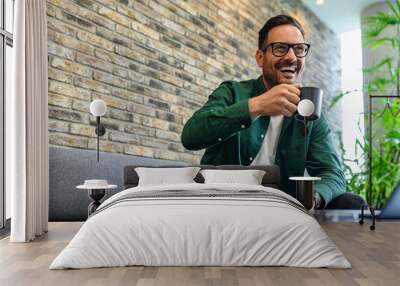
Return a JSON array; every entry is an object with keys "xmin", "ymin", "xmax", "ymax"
[
  {"xmin": 261, "ymin": 134, "xmax": 264, "ymax": 138},
  {"xmin": 249, "ymin": 157, "xmax": 253, "ymax": 161},
  {"xmin": 241, "ymin": 124, "xmax": 246, "ymax": 129},
  {"xmin": 218, "ymin": 137, "xmax": 222, "ymax": 142}
]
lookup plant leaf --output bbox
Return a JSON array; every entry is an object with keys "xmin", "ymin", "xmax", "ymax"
[
  {"xmin": 328, "ymin": 90, "xmax": 353, "ymax": 110},
  {"xmin": 387, "ymin": 0, "xmax": 400, "ymax": 19}
]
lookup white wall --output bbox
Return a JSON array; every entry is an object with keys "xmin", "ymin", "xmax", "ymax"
[{"xmin": 340, "ymin": 29, "xmax": 364, "ymax": 173}]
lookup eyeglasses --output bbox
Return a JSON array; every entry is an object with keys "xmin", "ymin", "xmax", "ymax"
[{"xmin": 262, "ymin": 42, "xmax": 311, "ymax": 58}]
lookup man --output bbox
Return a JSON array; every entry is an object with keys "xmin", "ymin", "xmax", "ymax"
[{"xmin": 181, "ymin": 15, "xmax": 346, "ymax": 209}]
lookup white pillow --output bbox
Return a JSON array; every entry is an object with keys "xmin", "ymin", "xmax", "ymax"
[
  {"xmin": 135, "ymin": 167, "xmax": 200, "ymax": 186},
  {"xmin": 200, "ymin": 169, "xmax": 266, "ymax": 185}
]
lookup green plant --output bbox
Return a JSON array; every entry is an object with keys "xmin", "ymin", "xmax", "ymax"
[
  {"xmin": 335, "ymin": 116, "xmax": 368, "ymax": 200},
  {"xmin": 363, "ymin": 0, "xmax": 400, "ymax": 95},
  {"xmin": 336, "ymin": 100, "xmax": 400, "ymax": 208},
  {"xmin": 331, "ymin": 0, "xmax": 400, "ymax": 208}
]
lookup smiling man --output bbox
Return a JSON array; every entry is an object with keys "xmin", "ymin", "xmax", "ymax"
[{"xmin": 181, "ymin": 15, "xmax": 348, "ymax": 209}]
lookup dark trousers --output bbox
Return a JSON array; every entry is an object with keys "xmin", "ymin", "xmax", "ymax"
[{"xmin": 325, "ymin": 192, "xmax": 367, "ymax": 209}]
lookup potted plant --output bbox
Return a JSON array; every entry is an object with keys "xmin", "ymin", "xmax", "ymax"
[{"xmin": 330, "ymin": 0, "xmax": 400, "ymax": 209}]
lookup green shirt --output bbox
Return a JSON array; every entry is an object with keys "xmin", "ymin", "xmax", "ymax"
[{"xmin": 181, "ymin": 76, "xmax": 346, "ymax": 207}]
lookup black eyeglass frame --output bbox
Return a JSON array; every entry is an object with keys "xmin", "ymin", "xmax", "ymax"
[{"xmin": 261, "ymin": 42, "xmax": 311, "ymax": 58}]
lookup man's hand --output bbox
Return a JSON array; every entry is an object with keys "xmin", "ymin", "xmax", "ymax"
[{"xmin": 249, "ymin": 84, "xmax": 301, "ymax": 118}]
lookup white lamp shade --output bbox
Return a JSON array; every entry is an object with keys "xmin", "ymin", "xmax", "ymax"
[
  {"xmin": 90, "ymin": 99, "xmax": 107, "ymax": 117},
  {"xmin": 297, "ymin": 99, "xmax": 315, "ymax": 117}
]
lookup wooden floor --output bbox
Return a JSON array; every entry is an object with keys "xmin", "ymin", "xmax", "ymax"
[{"xmin": 0, "ymin": 221, "xmax": 399, "ymax": 286}]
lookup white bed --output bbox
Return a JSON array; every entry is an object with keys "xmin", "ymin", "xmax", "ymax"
[{"xmin": 50, "ymin": 183, "xmax": 351, "ymax": 269}]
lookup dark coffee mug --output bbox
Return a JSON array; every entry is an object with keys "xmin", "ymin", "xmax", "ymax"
[
  {"xmin": 295, "ymin": 87, "xmax": 323, "ymax": 121},
  {"xmin": 289, "ymin": 176, "xmax": 321, "ymax": 210}
]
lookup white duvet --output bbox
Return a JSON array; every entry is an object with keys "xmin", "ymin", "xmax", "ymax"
[{"xmin": 50, "ymin": 183, "xmax": 351, "ymax": 269}]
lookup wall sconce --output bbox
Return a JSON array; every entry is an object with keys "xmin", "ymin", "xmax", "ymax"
[
  {"xmin": 315, "ymin": 0, "xmax": 324, "ymax": 5},
  {"xmin": 89, "ymin": 99, "xmax": 107, "ymax": 162}
]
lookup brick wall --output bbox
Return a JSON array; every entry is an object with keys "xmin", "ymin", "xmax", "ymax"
[{"xmin": 46, "ymin": 0, "xmax": 342, "ymax": 163}]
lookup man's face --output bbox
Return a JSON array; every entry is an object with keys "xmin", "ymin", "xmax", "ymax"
[{"xmin": 256, "ymin": 25, "xmax": 306, "ymax": 87}]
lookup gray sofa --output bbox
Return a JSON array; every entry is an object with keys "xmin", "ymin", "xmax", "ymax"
[
  {"xmin": 49, "ymin": 146, "xmax": 182, "ymax": 221},
  {"xmin": 49, "ymin": 147, "xmax": 281, "ymax": 221},
  {"xmin": 49, "ymin": 146, "xmax": 366, "ymax": 221}
]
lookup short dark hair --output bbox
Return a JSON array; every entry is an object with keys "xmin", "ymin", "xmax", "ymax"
[{"xmin": 258, "ymin": 15, "xmax": 305, "ymax": 50}]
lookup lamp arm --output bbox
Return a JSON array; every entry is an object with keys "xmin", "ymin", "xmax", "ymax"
[
  {"xmin": 97, "ymin": 116, "xmax": 100, "ymax": 162},
  {"xmin": 95, "ymin": 116, "xmax": 106, "ymax": 162}
]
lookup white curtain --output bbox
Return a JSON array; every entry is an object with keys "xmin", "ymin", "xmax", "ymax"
[{"xmin": 8, "ymin": 0, "xmax": 49, "ymax": 242}]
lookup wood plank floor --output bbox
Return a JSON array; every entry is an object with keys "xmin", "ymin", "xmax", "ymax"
[{"xmin": 0, "ymin": 221, "xmax": 399, "ymax": 286}]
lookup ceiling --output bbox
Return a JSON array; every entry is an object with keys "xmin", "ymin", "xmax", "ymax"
[{"xmin": 301, "ymin": 0, "xmax": 383, "ymax": 34}]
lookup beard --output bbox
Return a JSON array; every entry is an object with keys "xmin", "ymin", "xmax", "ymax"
[
  {"xmin": 262, "ymin": 69, "xmax": 279, "ymax": 89},
  {"xmin": 262, "ymin": 59, "xmax": 302, "ymax": 88}
]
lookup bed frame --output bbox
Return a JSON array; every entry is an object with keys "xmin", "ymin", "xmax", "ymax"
[{"xmin": 123, "ymin": 165, "xmax": 281, "ymax": 189}]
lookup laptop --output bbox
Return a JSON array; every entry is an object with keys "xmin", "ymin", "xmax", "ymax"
[{"xmin": 378, "ymin": 184, "xmax": 400, "ymax": 219}]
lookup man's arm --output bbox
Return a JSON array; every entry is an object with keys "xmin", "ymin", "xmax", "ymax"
[
  {"xmin": 181, "ymin": 81, "xmax": 302, "ymax": 151},
  {"xmin": 306, "ymin": 113, "xmax": 346, "ymax": 207},
  {"xmin": 181, "ymin": 82, "xmax": 252, "ymax": 151}
]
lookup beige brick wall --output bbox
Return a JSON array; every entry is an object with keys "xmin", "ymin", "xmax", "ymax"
[{"xmin": 47, "ymin": 0, "xmax": 342, "ymax": 163}]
